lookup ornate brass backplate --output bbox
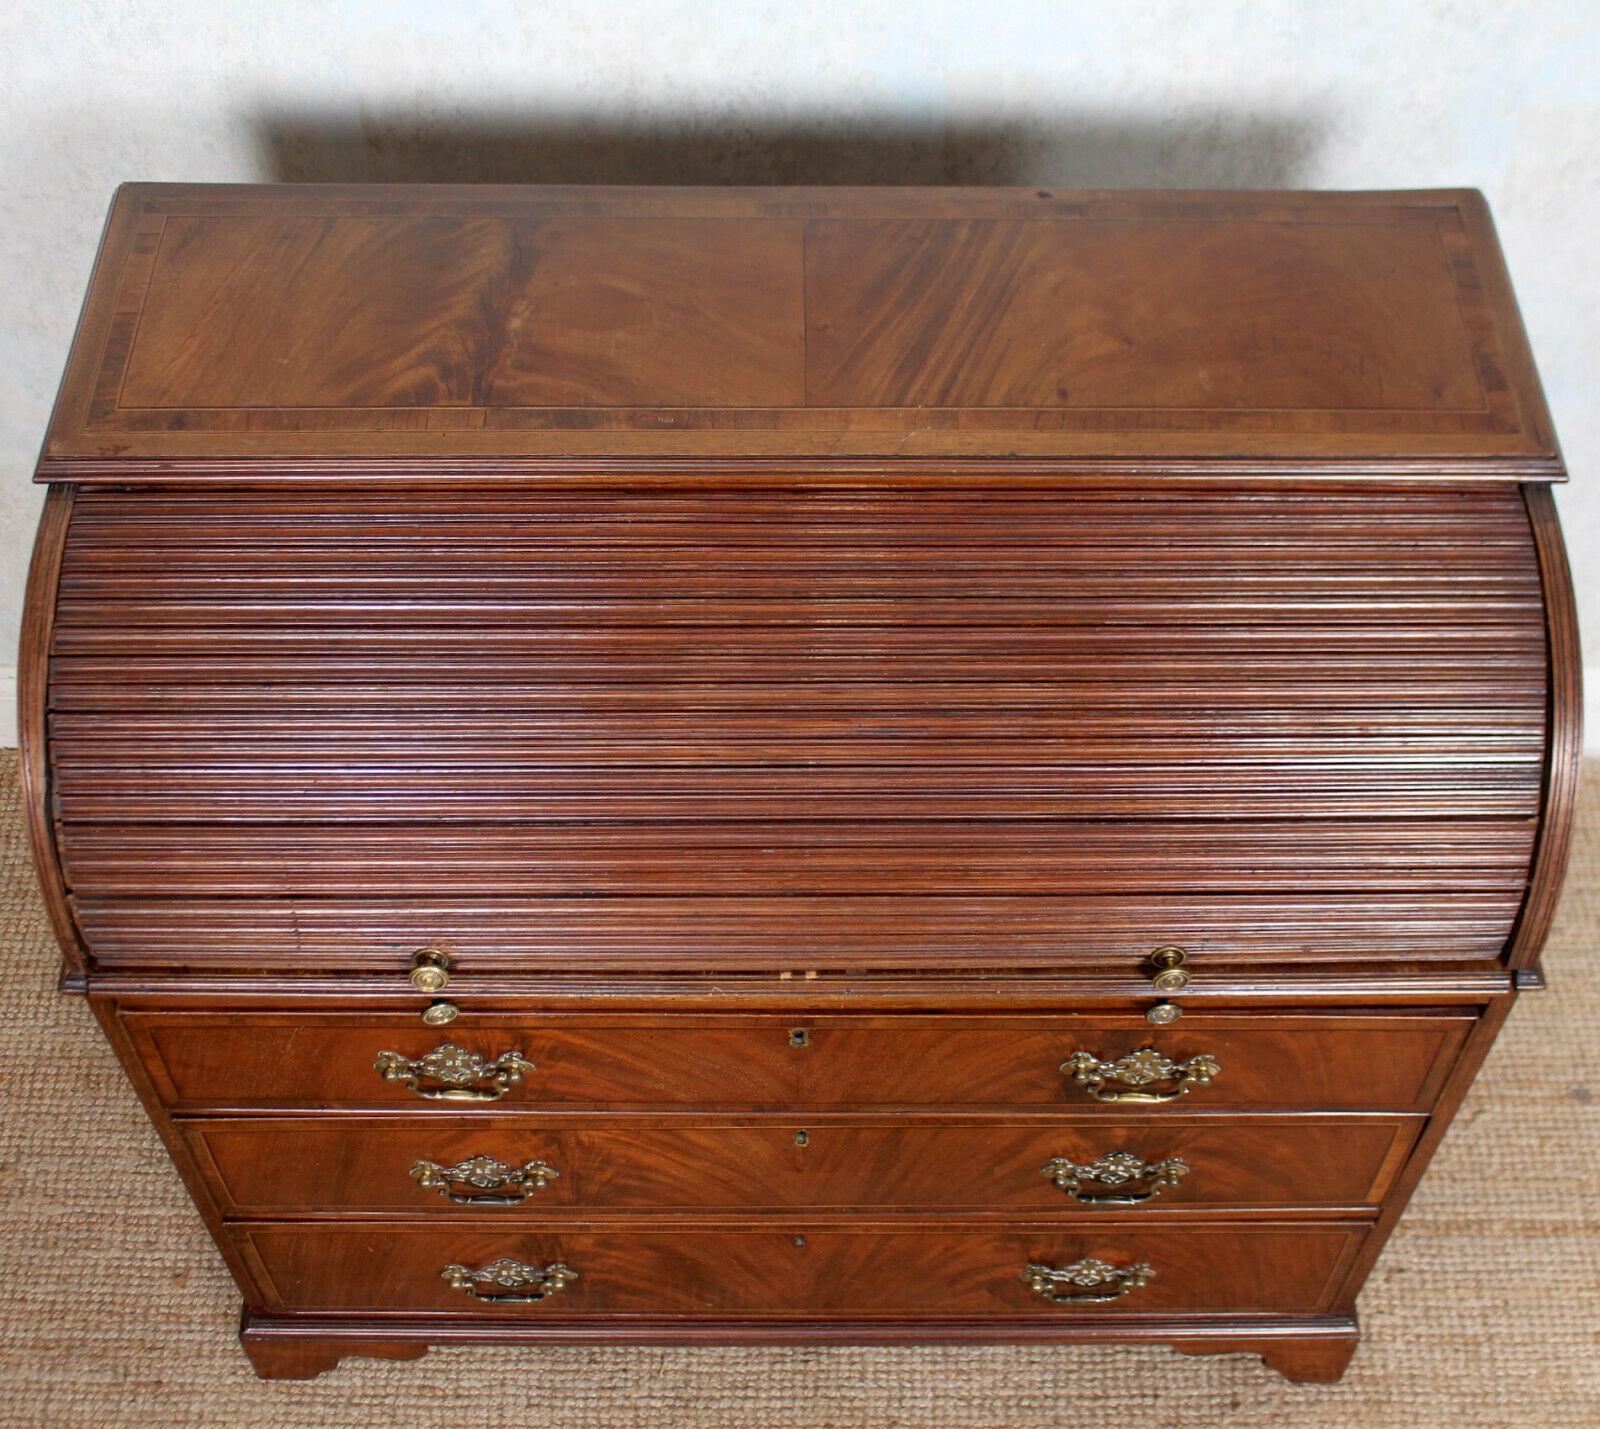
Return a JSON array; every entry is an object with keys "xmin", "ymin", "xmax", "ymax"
[
  {"xmin": 411, "ymin": 1154, "xmax": 560, "ymax": 1205},
  {"xmin": 1022, "ymin": 1258, "xmax": 1155, "ymax": 1304},
  {"xmin": 1041, "ymin": 1151, "xmax": 1191, "ymax": 1204},
  {"xmin": 373, "ymin": 1043, "xmax": 537, "ymax": 1102},
  {"xmin": 439, "ymin": 1258, "xmax": 578, "ymax": 1305},
  {"xmin": 1060, "ymin": 1047, "xmax": 1221, "ymax": 1103}
]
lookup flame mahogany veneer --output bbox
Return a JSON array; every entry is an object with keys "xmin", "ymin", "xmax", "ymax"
[{"xmin": 23, "ymin": 185, "xmax": 1579, "ymax": 1384}]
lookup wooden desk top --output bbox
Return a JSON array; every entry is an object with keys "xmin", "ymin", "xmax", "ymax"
[{"xmin": 39, "ymin": 184, "xmax": 1560, "ymax": 478}]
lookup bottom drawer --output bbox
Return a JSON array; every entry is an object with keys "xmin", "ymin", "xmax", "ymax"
[{"xmin": 236, "ymin": 1221, "xmax": 1366, "ymax": 1317}]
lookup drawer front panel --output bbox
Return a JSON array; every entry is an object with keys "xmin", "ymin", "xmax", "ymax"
[
  {"xmin": 129, "ymin": 1012, "xmax": 1471, "ymax": 1112},
  {"xmin": 186, "ymin": 1113, "xmax": 1420, "ymax": 1215},
  {"xmin": 237, "ymin": 1221, "xmax": 1366, "ymax": 1316}
]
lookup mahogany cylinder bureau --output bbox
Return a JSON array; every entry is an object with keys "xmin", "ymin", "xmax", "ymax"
[{"xmin": 23, "ymin": 184, "xmax": 1579, "ymax": 1382}]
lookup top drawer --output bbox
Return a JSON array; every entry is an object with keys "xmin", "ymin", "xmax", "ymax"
[{"xmin": 122, "ymin": 1010, "xmax": 1472, "ymax": 1113}]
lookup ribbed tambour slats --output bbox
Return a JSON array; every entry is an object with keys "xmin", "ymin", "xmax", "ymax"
[
  {"xmin": 56, "ymin": 819, "xmax": 1536, "ymax": 895},
  {"xmin": 69, "ymin": 894, "xmax": 1522, "ymax": 969},
  {"xmin": 48, "ymin": 485, "xmax": 1548, "ymax": 973}
]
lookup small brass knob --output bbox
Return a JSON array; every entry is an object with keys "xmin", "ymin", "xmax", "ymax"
[
  {"xmin": 1146, "ymin": 1002, "xmax": 1183, "ymax": 1025},
  {"xmin": 1149, "ymin": 946, "xmax": 1190, "ymax": 994},
  {"xmin": 409, "ymin": 947, "xmax": 451, "ymax": 995},
  {"xmin": 421, "ymin": 1001, "xmax": 459, "ymax": 1026}
]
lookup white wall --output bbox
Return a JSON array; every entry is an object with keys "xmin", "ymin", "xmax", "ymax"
[{"xmin": 3, "ymin": 1, "xmax": 1598, "ymax": 746}]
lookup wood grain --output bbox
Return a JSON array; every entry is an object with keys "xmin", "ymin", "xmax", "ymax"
[
  {"xmin": 1505, "ymin": 484, "xmax": 1583, "ymax": 969},
  {"xmin": 17, "ymin": 486, "xmax": 85, "ymax": 978},
  {"xmin": 48, "ymin": 484, "xmax": 1546, "ymax": 975},
  {"xmin": 54, "ymin": 820, "xmax": 1539, "ymax": 898},
  {"xmin": 123, "ymin": 1010, "xmax": 1472, "ymax": 1112},
  {"xmin": 72, "ymin": 893, "xmax": 1527, "ymax": 971},
  {"xmin": 37, "ymin": 184, "xmax": 1560, "ymax": 468},
  {"xmin": 120, "ymin": 217, "xmax": 806, "ymax": 410},
  {"xmin": 234, "ymin": 1220, "xmax": 1367, "ymax": 1317},
  {"xmin": 183, "ymin": 1112, "xmax": 1419, "ymax": 1215},
  {"xmin": 804, "ymin": 217, "xmax": 1483, "ymax": 410}
]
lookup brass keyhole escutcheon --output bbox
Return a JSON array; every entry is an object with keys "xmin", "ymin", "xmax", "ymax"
[{"xmin": 789, "ymin": 1028, "xmax": 810, "ymax": 1048}]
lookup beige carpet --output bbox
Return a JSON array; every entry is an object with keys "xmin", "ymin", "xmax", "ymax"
[{"xmin": 0, "ymin": 757, "xmax": 1597, "ymax": 1428}]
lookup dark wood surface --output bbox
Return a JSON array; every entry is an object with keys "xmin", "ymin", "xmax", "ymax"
[
  {"xmin": 91, "ymin": 965, "xmax": 1521, "ymax": 1008},
  {"xmin": 182, "ymin": 1112, "xmax": 1419, "ymax": 1215},
  {"xmin": 39, "ymin": 185, "xmax": 1559, "ymax": 469},
  {"xmin": 236, "ymin": 1310, "xmax": 1361, "ymax": 1383},
  {"xmin": 18, "ymin": 487, "xmax": 84, "ymax": 977},
  {"xmin": 1506, "ymin": 484, "xmax": 1585, "ymax": 969},
  {"xmin": 21, "ymin": 186, "xmax": 1580, "ymax": 1384},
  {"xmin": 124, "ymin": 1010, "xmax": 1471, "ymax": 1112},
  {"xmin": 48, "ymin": 484, "xmax": 1546, "ymax": 977},
  {"xmin": 75, "ymin": 895, "xmax": 1531, "ymax": 972},
  {"xmin": 234, "ymin": 1220, "xmax": 1366, "ymax": 1316}
]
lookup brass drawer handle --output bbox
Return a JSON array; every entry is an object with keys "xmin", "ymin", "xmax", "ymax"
[
  {"xmin": 1061, "ymin": 1047, "xmax": 1220, "ymax": 1103},
  {"xmin": 374, "ymin": 1043, "xmax": 536, "ymax": 1102},
  {"xmin": 412, "ymin": 1155, "xmax": 559, "ymax": 1205},
  {"xmin": 440, "ymin": 1258, "xmax": 577, "ymax": 1305},
  {"xmin": 1023, "ymin": 1258, "xmax": 1154, "ymax": 1305},
  {"xmin": 1041, "ymin": 1152, "xmax": 1190, "ymax": 1205}
]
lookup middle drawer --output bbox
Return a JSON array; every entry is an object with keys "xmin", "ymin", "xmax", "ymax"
[{"xmin": 182, "ymin": 1112, "xmax": 1420, "ymax": 1216}]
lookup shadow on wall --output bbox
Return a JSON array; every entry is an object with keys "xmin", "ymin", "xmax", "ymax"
[{"xmin": 254, "ymin": 113, "xmax": 1322, "ymax": 188}]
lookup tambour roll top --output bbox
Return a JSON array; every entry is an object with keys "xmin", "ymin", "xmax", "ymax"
[{"xmin": 49, "ymin": 484, "xmax": 1548, "ymax": 976}]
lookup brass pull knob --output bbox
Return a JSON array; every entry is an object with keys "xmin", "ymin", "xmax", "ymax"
[
  {"xmin": 1149, "ymin": 946, "xmax": 1190, "ymax": 993},
  {"xmin": 409, "ymin": 947, "xmax": 451, "ymax": 994},
  {"xmin": 374, "ymin": 1044, "xmax": 536, "ymax": 1102},
  {"xmin": 1041, "ymin": 1152, "xmax": 1190, "ymax": 1205},
  {"xmin": 412, "ymin": 1155, "xmax": 559, "ymax": 1205},
  {"xmin": 440, "ymin": 1258, "xmax": 577, "ymax": 1305},
  {"xmin": 1061, "ymin": 1047, "xmax": 1221, "ymax": 1104},
  {"xmin": 1022, "ymin": 1258, "xmax": 1154, "ymax": 1305}
]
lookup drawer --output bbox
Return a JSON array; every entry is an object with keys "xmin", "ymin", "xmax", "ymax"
[
  {"xmin": 128, "ymin": 1011, "xmax": 1472, "ymax": 1112},
  {"xmin": 235, "ymin": 1220, "xmax": 1367, "ymax": 1317},
  {"xmin": 185, "ymin": 1113, "xmax": 1420, "ymax": 1215}
]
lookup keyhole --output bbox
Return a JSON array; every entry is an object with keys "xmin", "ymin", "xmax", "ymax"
[
  {"xmin": 789, "ymin": 1028, "xmax": 810, "ymax": 1048},
  {"xmin": 794, "ymin": 1235, "xmax": 807, "ymax": 1247},
  {"xmin": 794, "ymin": 1130, "xmax": 810, "ymax": 1147}
]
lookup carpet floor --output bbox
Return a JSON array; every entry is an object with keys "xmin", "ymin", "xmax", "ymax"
[{"xmin": 0, "ymin": 754, "xmax": 1596, "ymax": 1427}]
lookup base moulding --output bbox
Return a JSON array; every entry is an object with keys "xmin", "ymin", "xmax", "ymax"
[{"xmin": 238, "ymin": 1309, "xmax": 1361, "ymax": 1383}]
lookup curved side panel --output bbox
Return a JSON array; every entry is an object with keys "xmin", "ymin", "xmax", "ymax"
[
  {"xmin": 18, "ymin": 484, "xmax": 87, "ymax": 983},
  {"xmin": 1507, "ymin": 484, "xmax": 1583, "ymax": 968}
]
